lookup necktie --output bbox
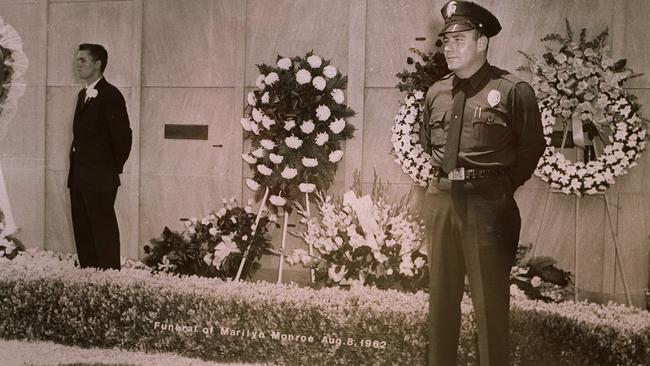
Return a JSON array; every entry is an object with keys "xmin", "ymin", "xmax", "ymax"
[{"xmin": 441, "ymin": 80, "xmax": 466, "ymax": 173}]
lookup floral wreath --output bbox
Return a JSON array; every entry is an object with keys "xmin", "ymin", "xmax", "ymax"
[
  {"xmin": 0, "ymin": 16, "xmax": 28, "ymax": 141},
  {"xmin": 241, "ymin": 52, "xmax": 355, "ymax": 209},
  {"xmin": 521, "ymin": 22, "xmax": 647, "ymax": 196},
  {"xmin": 391, "ymin": 47, "xmax": 449, "ymax": 186}
]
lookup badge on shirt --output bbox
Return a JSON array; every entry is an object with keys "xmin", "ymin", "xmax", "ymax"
[{"xmin": 487, "ymin": 89, "xmax": 500, "ymax": 107}]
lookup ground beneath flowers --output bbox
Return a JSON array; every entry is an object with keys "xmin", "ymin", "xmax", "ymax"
[{"xmin": 0, "ymin": 339, "xmax": 263, "ymax": 366}]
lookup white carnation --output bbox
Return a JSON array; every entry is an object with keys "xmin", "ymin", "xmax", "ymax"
[
  {"xmin": 302, "ymin": 157, "xmax": 318, "ymax": 167},
  {"xmin": 245, "ymin": 178, "xmax": 260, "ymax": 191},
  {"xmin": 251, "ymin": 108, "xmax": 263, "ymax": 122},
  {"xmin": 315, "ymin": 132, "xmax": 329, "ymax": 146},
  {"xmin": 264, "ymin": 72, "xmax": 279, "ymax": 85},
  {"xmin": 296, "ymin": 69, "xmax": 312, "ymax": 84},
  {"xmin": 261, "ymin": 116, "xmax": 275, "ymax": 130},
  {"xmin": 285, "ymin": 135, "xmax": 303, "ymax": 149},
  {"xmin": 269, "ymin": 153, "xmax": 284, "ymax": 164},
  {"xmin": 281, "ymin": 166, "xmax": 298, "ymax": 179},
  {"xmin": 256, "ymin": 164, "xmax": 273, "ymax": 176},
  {"xmin": 312, "ymin": 76, "xmax": 326, "ymax": 91},
  {"xmin": 261, "ymin": 92, "xmax": 270, "ymax": 104},
  {"xmin": 277, "ymin": 57, "xmax": 292, "ymax": 70},
  {"xmin": 240, "ymin": 117, "xmax": 253, "ymax": 131},
  {"xmin": 299, "ymin": 183, "xmax": 316, "ymax": 193},
  {"xmin": 269, "ymin": 195, "xmax": 287, "ymax": 206},
  {"xmin": 241, "ymin": 153, "xmax": 257, "ymax": 164},
  {"xmin": 329, "ymin": 150, "xmax": 343, "ymax": 163},
  {"xmin": 284, "ymin": 119, "xmax": 296, "ymax": 131},
  {"xmin": 260, "ymin": 139, "xmax": 275, "ymax": 150},
  {"xmin": 331, "ymin": 89, "xmax": 344, "ymax": 104},
  {"xmin": 316, "ymin": 105, "xmax": 331, "ymax": 121},
  {"xmin": 300, "ymin": 120, "xmax": 315, "ymax": 134},
  {"xmin": 247, "ymin": 91, "xmax": 257, "ymax": 106},
  {"xmin": 329, "ymin": 118, "xmax": 346, "ymax": 134},
  {"xmin": 307, "ymin": 55, "xmax": 322, "ymax": 68},
  {"xmin": 323, "ymin": 65, "xmax": 337, "ymax": 78},
  {"xmin": 255, "ymin": 74, "xmax": 266, "ymax": 89},
  {"xmin": 251, "ymin": 148, "xmax": 264, "ymax": 158}
]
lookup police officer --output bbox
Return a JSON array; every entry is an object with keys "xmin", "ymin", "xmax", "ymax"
[{"xmin": 419, "ymin": 1, "xmax": 545, "ymax": 365}]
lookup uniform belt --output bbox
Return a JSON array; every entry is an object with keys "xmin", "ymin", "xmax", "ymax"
[{"xmin": 436, "ymin": 167, "xmax": 502, "ymax": 181}]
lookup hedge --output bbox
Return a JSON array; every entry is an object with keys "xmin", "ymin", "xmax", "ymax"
[{"xmin": 0, "ymin": 254, "xmax": 649, "ymax": 365}]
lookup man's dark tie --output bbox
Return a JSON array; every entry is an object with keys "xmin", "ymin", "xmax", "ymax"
[{"xmin": 442, "ymin": 80, "xmax": 466, "ymax": 173}]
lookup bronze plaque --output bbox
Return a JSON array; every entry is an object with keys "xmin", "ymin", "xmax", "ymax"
[{"xmin": 164, "ymin": 124, "xmax": 209, "ymax": 140}]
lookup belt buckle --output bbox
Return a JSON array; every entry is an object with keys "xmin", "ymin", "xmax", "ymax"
[{"xmin": 447, "ymin": 167, "xmax": 465, "ymax": 181}]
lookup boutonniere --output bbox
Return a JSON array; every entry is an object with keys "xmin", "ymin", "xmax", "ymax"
[
  {"xmin": 487, "ymin": 89, "xmax": 500, "ymax": 107},
  {"xmin": 86, "ymin": 88, "xmax": 98, "ymax": 99}
]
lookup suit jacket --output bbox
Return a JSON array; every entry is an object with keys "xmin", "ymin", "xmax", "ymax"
[{"xmin": 67, "ymin": 77, "xmax": 132, "ymax": 191}]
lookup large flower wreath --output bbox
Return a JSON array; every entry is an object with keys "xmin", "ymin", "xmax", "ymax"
[
  {"xmin": 241, "ymin": 52, "xmax": 355, "ymax": 208},
  {"xmin": 0, "ymin": 16, "xmax": 28, "ymax": 140},
  {"xmin": 520, "ymin": 21, "xmax": 647, "ymax": 195},
  {"xmin": 391, "ymin": 46, "xmax": 449, "ymax": 186}
]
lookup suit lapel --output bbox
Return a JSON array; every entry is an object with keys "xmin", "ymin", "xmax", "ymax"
[{"xmin": 75, "ymin": 88, "xmax": 85, "ymax": 117}]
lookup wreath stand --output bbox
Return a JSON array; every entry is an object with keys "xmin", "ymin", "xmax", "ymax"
[{"xmin": 531, "ymin": 123, "xmax": 633, "ymax": 306}]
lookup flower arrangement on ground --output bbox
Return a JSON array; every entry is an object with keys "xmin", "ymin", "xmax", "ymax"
[
  {"xmin": 143, "ymin": 198, "xmax": 274, "ymax": 280},
  {"xmin": 0, "ymin": 15, "xmax": 28, "ymax": 140},
  {"xmin": 509, "ymin": 243, "xmax": 574, "ymax": 303},
  {"xmin": 519, "ymin": 20, "xmax": 647, "ymax": 195},
  {"xmin": 288, "ymin": 175, "xmax": 428, "ymax": 291},
  {"xmin": 0, "ymin": 209, "xmax": 23, "ymax": 260},
  {"xmin": 391, "ymin": 45, "xmax": 450, "ymax": 186},
  {"xmin": 241, "ymin": 51, "xmax": 356, "ymax": 209}
]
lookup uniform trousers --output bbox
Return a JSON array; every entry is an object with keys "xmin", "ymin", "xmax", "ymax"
[
  {"xmin": 69, "ymin": 184, "xmax": 121, "ymax": 270},
  {"xmin": 424, "ymin": 175, "xmax": 520, "ymax": 366}
]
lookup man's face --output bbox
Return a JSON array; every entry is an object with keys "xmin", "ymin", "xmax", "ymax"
[
  {"xmin": 75, "ymin": 50, "xmax": 101, "ymax": 81},
  {"xmin": 442, "ymin": 30, "xmax": 484, "ymax": 74}
]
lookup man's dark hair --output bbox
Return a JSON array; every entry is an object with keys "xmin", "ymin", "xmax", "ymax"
[{"xmin": 79, "ymin": 43, "xmax": 108, "ymax": 73}]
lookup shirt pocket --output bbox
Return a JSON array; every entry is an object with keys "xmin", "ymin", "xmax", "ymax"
[{"xmin": 470, "ymin": 107, "xmax": 508, "ymax": 147}]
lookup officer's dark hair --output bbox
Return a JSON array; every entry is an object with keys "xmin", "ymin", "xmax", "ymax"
[{"xmin": 79, "ymin": 43, "xmax": 108, "ymax": 73}]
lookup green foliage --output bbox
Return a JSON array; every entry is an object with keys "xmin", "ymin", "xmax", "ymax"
[{"xmin": 395, "ymin": 43, "xmax": 450, "ymax": 94}]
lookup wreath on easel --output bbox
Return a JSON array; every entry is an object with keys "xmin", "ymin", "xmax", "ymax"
[{"xmin": 520, "ymin": 21, "xmax": 647, "ymax": 196}]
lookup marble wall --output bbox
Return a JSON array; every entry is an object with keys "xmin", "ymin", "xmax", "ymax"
[{"xmin": 1, "ymin": 0, "xmax": 648, "ymax": 306}]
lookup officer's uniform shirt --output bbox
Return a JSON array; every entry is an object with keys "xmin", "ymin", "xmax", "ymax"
[{"xmin": 420, "ymin": 62, "xmax": 545, "ymax": 189}]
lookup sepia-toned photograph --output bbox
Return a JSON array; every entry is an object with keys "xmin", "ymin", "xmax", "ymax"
[{"xmin": 0, "ymin": 0, "xmax": 648, "ymax": 365}]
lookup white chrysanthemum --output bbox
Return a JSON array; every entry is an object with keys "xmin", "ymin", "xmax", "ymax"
[
  {"xmin": 298, "ymin": 183, "xmax": 316, "ymax": 193},
  {"xmin": 331, "ymin": 89, "xmax": 344, "ymax": 104},
  {"xmin": 260, "ymin": 139, "xmax": 275, "ymax": 150},
  {"xmin": 284, "ymin": 119, "xmax": 296, "ymax": 131},
  {"xmin": 281, "ymin": 166, "xmax": 298, "ymax": 179},
  {"xmin": 261, "ymin": 116, "xmax": 275, "ymax": 130},
  {"xmin": 240, "ymin": 117, "xmax": 253, "ymax": 131},
  {"xmin": 329, "ymin": 150, "xmax": 343, "ymax": 163},
  {"xmin": 247, "ymin": 91, "xmax": 257, "ymax": 106},
  {"xmin": 312, "ymin": 76, "xmax": 326, "ymax": 91},
  {"xmin": 300, "ymin": 120, "xmax": 315, "ymax": 134},
  {"xmin": 277, "ymin": 57, "xmax": 292, "ymax": 70},
  {"xmin": 285, "ymin": 135, "xmax": 303, "ymax": 149},
  {"xmin": 264, "ymin": 72, "xmax": 279, "ymax": 85},
  {"xmin": 256, "ymin": 164, "xmax": 273, "ymax": 176},
  {"xmin": 255, "ymin": 74, "xmax": 266, "ymax": 89},
  {"xmin": 329, "ymin": 118, "xmax": 346, "ymax": 134},
  {"xmin": 315, "ymin": 132, "xmax": 329, "ymax": 146},
  {"xmin": 251, "ymin": 108, "xmax": 263, "ymax": 122},
  {"xmin": 307, "ymin": 55, "xmax": 322, "ymax": 68},
  {"xmin": 323, "ymin": 65, "xmax": 337, "ymax": 78},
  {"xmin": 296, "ymin": 69, "xmax": 312, "ymax": 84},
  {"xmin": 241, "ymin": 153, "xmax": 257, "ymax": 164},
  {"xmin": 269, "ymin": 153, "xmax": 284, "ymax": 164},
  {"xmin": 302, "ymin": 157, "xmax": 318, "ymax": 168},
  {"xmin": 245, "ymin": 178, "xmax": 260, "ymax": 191},
  {"xmin": 316, "ymin": 104, "xmax": 331, "ymax": 121},
  {"xmin": 269, "ymin": 195, "xmax": 286, "ymax": 206}
]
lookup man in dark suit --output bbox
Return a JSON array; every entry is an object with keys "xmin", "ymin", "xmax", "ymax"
[{"xmin": 68, "ymin": 43, "xmax": 132, "ymax": 270}]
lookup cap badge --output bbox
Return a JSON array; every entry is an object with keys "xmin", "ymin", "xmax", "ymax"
[
  {"xmin": 446, "ymin": 2, "xmax": 457, "ymax": 17},
  {"xmin": 487, "ymin": 89, "xmax": 500, "ymax": 107}
]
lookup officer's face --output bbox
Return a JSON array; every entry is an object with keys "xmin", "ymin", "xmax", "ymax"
[
  {"xmin": 443, "ymin": 30, "xmax": 487, "ymax": 76},
  {"xmin": 76, "ymin": 50, "xmax": 101, "ymax": 81}
]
